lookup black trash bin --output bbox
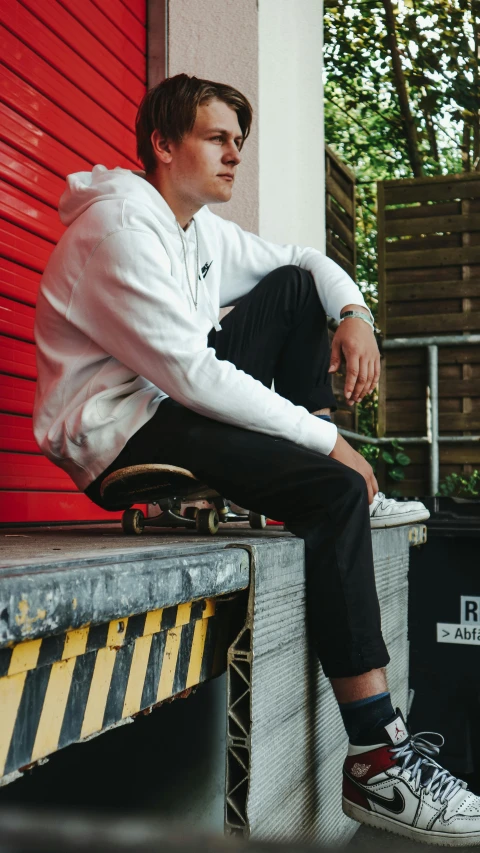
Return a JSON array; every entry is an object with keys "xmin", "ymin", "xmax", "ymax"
[{"xmin": 408, "ymin": 497, "xmax": 480, "ymax": 785}]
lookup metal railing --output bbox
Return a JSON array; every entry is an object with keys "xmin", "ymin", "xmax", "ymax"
[{"xmin": 338, "ymin": 334, "xmax": 480, "ymax": 496}]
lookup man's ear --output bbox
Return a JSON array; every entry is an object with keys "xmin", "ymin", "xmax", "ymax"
[{"xmin": 150, "ymin": 129, "xmax": 173, "ymax": 165}]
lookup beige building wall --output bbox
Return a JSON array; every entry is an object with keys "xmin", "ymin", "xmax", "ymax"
[{"xmin": 167, "ymin": 0, "xmax": 259, "ymax": 234}]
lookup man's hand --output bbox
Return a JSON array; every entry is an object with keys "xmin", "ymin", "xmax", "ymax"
[
  {"xmin": 328, "ymin": 309, "xmax": 380, "ymax": 406},
  {"xmin": 329, "ymin": 433, "xmax": 378, "ymax": 504}
]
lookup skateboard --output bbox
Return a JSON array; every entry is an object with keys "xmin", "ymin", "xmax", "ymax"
[{"xmin": 100, "ymin": 463, "xmax": 267, "ymax": 536}]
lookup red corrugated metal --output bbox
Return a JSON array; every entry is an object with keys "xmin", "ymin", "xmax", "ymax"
[
  {"xmin": 58, "ymin": 0, "xmax": 145, "ymax": 81},
  {"xmin": 0, "ymin": 340, "xmax": 37, "ymax": 380},
  {"xmin": 0, "ymin": 258, "xmax": 40, "ymax": 305},
  {"xmin": 1, "ymin": 491, "xmax": 128, "ymax": 523},
  {"xmin": 90, "ymin": 0, "xmax": 146, "ymax": 53},
  {"xmin": 121, "ymin": 0, "xmax": 147, "ymax": 26},
  {"xmin": 0, "ymin": 414, "xmax": 38, "ymax": 453},
  {"xmin": 0, "ymin": 0, "xmax": 148, "ymax": 523},
  {"xmin": 1, "ymin": 26, "xmax": 138, "ymax": 161},
  {"xmin": 0, "ymin": 218, "xmax": 52, "ymax": 272}
]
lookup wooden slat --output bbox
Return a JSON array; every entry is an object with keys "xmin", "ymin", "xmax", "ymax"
[
  {"xmin": 0, "ymin": 414, "xmax": 38, "ymax": 453},
  {"xmin": 0, "ymin": 338, "xmax": 37, "ymax": 379},
  {"xmin": 0, "ymin": 375, "xmax": 35, "ymax": 416},
  {"xmin": 387, "ymin": 413, "xmax": 480, "ymax": 432},
  {"xmin": 0, "ymin": 218, "xmax": 53, "ymax": 273},
  {"xmin": 21, "ymin": 0, "xmax": 144, "ymax": 105},
  {"xmin": 388, "ymin": 379, "xmax": 480, "ymax": 399},
  {"xmin": 326, "ymin": 206, "xmax": 354, "ymax": 250},
  {"xmin": 0, "ymin": 141, "xmax": 64, "ymax": 209},
  {"xmin": 330, "ymin": 233, "xmax": 353, "ymax": 264},
  {"xmin": 385, "ymin": 202, "xmax": 460, "ymax": 221},
  {"xmin": 326, "ymin": 174, "xmax": 354, "ymax": 217},
  {"xmin": 385, "ymin": 245, "xmax": 480, "ymax": 271},
  {"xmin": 386, "ymin": 234, "xmax": 460, "ymax": 253},
  {"xmin": 384, "ymin": 177, "xmax": 480, "ymax": 206},
  {"xmin": 387, "ymin": 311, "xmax": 480, "ymax": 335},
  {"xmin": 0, "ymin": 66, "xmax": 137, "ymax": 169},
  {"xmin": 326, "ymin": 242, "xmax": 355, "ymax": 279},
  {"xmin": 0, "ymin": 26, "xmax": 138, "ymax": 163},
  {"xmin": 0, "ymin": 181, "xmax": 63, "ymax": 244},
  {"xmin": 329, "ymin": 162, "xmax": 353, "ymax": 199},
  {"xmin": 385, "ymin": 213, "xmax": 480, "ymax": 238},
  {"xmin": 386, "ymin": 279, "xmax": 480, "ymax": 302},
  {"xmin": 325, "ymin": 144, "xmax": 355, "ymax": 183},
  {"xmin": 440, "ymin": 446, "xmax": 480, "ymax": 464},
  {"xmin": 58, "ymin": 0, "xmax": 145, "ymax": 82},
  {"xmin": 386, "ymin": 265, "xmax": 462, "ymax": 285},
  {"xmin": 387, "ymin": 299, "xmax": 463, "ymax": 318}
]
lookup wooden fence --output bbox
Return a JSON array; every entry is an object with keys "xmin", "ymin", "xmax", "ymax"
[
  {"xmin": 325, "ymin": 145, "xmax": 358, "ymax": 430},
  {"xmin": 326, "ymin": 145, "xmax": 356, "ymax": 281},
  {"xmin": 378, "ymin": 172, "xmax": 480, "ymax": 495}
]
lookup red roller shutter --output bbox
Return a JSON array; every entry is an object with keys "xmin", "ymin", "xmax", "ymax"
[{"xmin": 0, "ymin": 0, "xmax": 148, "ymax": 523}]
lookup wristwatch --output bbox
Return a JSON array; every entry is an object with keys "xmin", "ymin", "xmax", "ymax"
[{"xmin": 339, "ymin": 310, "xmax": 374, "ymax": 330}]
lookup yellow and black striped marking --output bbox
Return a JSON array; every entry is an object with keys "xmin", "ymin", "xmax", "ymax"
[{"xmin": 0, "ymin": 598, "xmax": 224, "ymax": 783}]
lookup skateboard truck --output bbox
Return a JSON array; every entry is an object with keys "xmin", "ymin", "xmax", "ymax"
[{"xmin": 100, "ymin": 463, "xmax": 267, "ymax": 536}]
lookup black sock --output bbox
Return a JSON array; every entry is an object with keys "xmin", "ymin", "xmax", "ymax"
[{"xmin": 339, "ymin": 692, "xmax": 395, "ymax": 744}]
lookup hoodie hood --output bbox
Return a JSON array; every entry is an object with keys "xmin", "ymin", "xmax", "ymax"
[{"xmin": 58, "ymin": 164, "xmax": 180, "ymax": 229}]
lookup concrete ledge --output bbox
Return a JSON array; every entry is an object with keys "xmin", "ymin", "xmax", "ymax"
[{"xmin": 0, "ymin": 538, "xmax": 253, "ymax": 646}]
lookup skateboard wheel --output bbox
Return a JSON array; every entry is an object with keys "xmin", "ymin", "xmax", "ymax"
[
  {"xmin": 122, "ymin": 508, "xmax": 145, "ymax": 535},
  {"xmin": 195, "ymin": 508, "xmax": 219, "ymax": 535},
  {"xmin": 183, "ymin": 506, "xmax": 198, "ymax": 520},
  {"xmin": 249, "ymin": 512, "xmax": 267, "ymax": 530}
]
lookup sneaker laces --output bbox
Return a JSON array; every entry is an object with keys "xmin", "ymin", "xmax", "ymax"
[
  {"xmin": 375, "ymin": 492, "xmax": 394, "ymax": 508},
  {"xmin": 391, "ymin": 733, "xmax": 468, "ymax": 805},
  {"xmin": 370, "ymin": 492, "xmax": 393, "ymax": 514}
]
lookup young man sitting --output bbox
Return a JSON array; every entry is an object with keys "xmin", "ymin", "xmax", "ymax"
[{"xmin": 33, "ymin": 74, "xmax": 480, "ymax": 846}]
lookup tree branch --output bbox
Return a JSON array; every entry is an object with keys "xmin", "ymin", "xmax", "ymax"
[
  {"xmin": 381, "ymin": 0, "xmax": 424, "ymax": 176},
  {"xmin": 325, "ymin": 95, "xmax": 401, "ymax": 163}
]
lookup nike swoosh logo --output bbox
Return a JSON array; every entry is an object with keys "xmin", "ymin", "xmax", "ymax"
[{"xmin": 344, "ymin": 769, "xmax": 406, "ymax": 814}]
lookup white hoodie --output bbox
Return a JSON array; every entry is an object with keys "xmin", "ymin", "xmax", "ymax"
[{"xmin": 33, "ymin": 165, "xmax": 368, "ymax": 492}]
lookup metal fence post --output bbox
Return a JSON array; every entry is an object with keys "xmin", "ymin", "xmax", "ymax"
[{"xmin": 428, "ymin": 345, "xmax": 439, "ymax": 496}]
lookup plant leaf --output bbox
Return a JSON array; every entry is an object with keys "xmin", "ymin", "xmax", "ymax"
[{"xmin": 388, "ymin": 467, "xmax": 406, "ymax": 481}]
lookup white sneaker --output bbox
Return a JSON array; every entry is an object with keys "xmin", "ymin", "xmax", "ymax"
[
  {"xmin": 369, "ymin": 492, "xmax": 430, "ymax": 528},
  {"xmin": 343, "ymin": 711, "xmax": 480, "ymax": 847}
]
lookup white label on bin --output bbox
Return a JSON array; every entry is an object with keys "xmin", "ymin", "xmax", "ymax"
[
  {"xmin": 461, "ymin": 596, "xmax": 480, "ymax": 624},
  {"xmin": 437, "ymin": 623, "xmax": 480, "ymax": 645}
]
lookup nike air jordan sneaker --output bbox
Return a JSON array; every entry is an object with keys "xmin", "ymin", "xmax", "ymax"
[
  {"xmin": 369, "ymin": 492, "xmax": 430, "ymax": 528},
  {"xmin": 343, "ymin": 711, "xmax": 480, "ymax": 846}
]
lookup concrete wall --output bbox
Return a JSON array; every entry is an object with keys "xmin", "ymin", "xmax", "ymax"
[
  {"xmin": 258, "ymin": 0, "xmax": 326, "ymax": 251},
  {"xmin": 167, "ymin": 0, "xmax": 259, "ymax": 234},
  {"xmin": 160, "ymin": 0, "xmax": 325, "ymax": 251}
]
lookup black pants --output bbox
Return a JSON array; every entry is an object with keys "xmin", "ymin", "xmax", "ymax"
[{"xmin": 86, "ymin": 265, "xmax": 389, "ymax": 678}]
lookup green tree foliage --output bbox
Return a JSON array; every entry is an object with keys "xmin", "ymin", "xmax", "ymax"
[{"xmin": 324, "ymin": 0, "xmax": 480, "ymax": 437}]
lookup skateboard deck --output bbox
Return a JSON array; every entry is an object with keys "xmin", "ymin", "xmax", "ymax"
[{"xmin": 100, "ymin": 463, "xmax": 218, "ymax": 508}]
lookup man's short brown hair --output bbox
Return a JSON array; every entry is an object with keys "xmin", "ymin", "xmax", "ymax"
[{"xmin": 135, "ymin": 73, "xmax": 253, "ymax": 173}]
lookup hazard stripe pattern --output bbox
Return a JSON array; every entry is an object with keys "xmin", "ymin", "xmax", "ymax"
[{"xmin": 0, "ymin": 597, "xmax": 223, "ymax": 781}]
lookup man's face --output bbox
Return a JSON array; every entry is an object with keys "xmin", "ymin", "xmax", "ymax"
[{"xmin": 162, "ymin": 98, "xmax": 243, "ymax": 207}]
